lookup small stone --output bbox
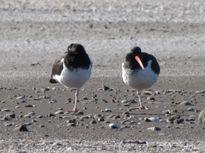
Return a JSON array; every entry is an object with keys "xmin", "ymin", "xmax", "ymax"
[
  {"xmin": 2, "ymin": 114, "xmax": 13, "ymax": 121},
  {"xmin": 47, "ymin": 113, "xmax": 56, "ymax": 117},
  {"xmin": 109, "ymin": 123, "xmax": 120, "ymax": 129},
  {"xmin": 143, "ymin": 90, "xmax": 153, "ymax": 95},
  {"xmin": 187, "ymin": 107, "xmax": 194, "ymax": 111},
  {"xmin": 121, "ymin": 100, "xmax": 127, "ymax": 103},
  {"xmin": 15, "ymin": 106, "xmax": 20, "ymax": 109},
  {"xmin": 144, "ymin": 117, "xmax": 159, "ymax": 122},
  {"xmin": 77, "ymin": 111, "xmax": 84, "ymax": 115},
  {"xmin": 24, "ymin": 112, "xmax": 35, "ymax": 118},
  {"xmin": 55, "ymin": 110, "xmax": 64, "ymax": 115},
  {"xmin": 105, "ymin": 108, "xmax": 112, "ymax": 112},
  {"xmin": 16, "ymin": 95, "xmax": 26, "ymax": 100},
  {"xmin": 114, "ymin": 115, "xmax": 121, "ymax": 119},
  {"xmin": 19, "ymin": 151, "xmax": 27, "ymax": 153},
  {"xmin": 198, "ymin": 108, "xmax": 205, "ymax": 125},
  {"xmin": 90, "ymin": 120, "xmax": 97, "ymax": 124},
  {"xmin": 102, "ymin": 99, "xmax": 108, "ymax": 103},
  {"xmin": 162, "ymin": 110, "xmax": 171, "ymax": 115},
  {"xmin": 89, "ymin": 23, "xmax": 93, "ymax": 28},
  {"xmin": 98, "ymin": 116, "xmax": 105, "ymax": 122},
  {"xmin": 9, "ymin": 113, "xmax": 16, "ymax": 118},
  {"xmin": 147, "ymin": 97, "xmax": 155, "ymax": 101},
  {"xmin": 94, "ymin": 114, "xmax": 102, "ymax": 118},
  {"xmin": 174, "ymin": 118, "xmax": 184, "ymax": 124},
  {"xmin": 122, "ymin": 112, "xmax": 130, "ymax": 117},
  {"xmin": 79, "ymin": 115, "xmax": 90, "ymax": 121},
  {"xmin": 4, "ymin": 122, "xmax": 13, "ymax": 127},
  {"xmin": 37, "ymin": 115, "xmax": 44, "ymax": 118},
  {"xmin": 186, "ymin": 115, "xmax": 196, "ymax": 121},
  {"xmin": 179, "ymin": 101, "xmax": 193, "ymax": 106},
  {"xmin": 147, "ymin": 126, "xmax": 161, "ymax": 131},
  {"xmin": 44, "ymin": 87, "xmax": 50, "ymax": 91},
  {"xmin": 67, "ymin": 119, "xmax": 76, "ymax": 124},
  {"xmin": 166, "ymin": 115, "xmax": 179, "ymax": 124},
  {"xmin": 83, "ymin": 97, "xmax": 89, "ymax": 100},
  {"xmin": 103, "ymin": 85, "xmax": 112, "ymax": 91},
  {"xmin": 39, "ymin": 124, "xmax": 45, "ymax": 128},
  {"xmin": 14, "ymin": 124, "xmax": 29, "ymax": 132},
  {"xmin": 24, "ymin": 104, "xmax": 35, "ymax": 108},
  {"xmin": 2, "ymin": 108, "xmax": 11, "ymax": 112}
]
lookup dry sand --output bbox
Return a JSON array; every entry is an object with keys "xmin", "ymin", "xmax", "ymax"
[{"xmin": 0, "ymin": 0, "xmax": 205, "ymax": 152}]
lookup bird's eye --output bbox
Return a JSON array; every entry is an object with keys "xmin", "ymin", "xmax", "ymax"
[{"xmin": 68, "ymin": 47, "xmax": 71, "ymax": 51}]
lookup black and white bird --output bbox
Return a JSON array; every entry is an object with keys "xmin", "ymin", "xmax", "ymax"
[
  {"xmin": 49, "ymin": 43, "xmax": 92, "ymax": 113},
  {"xmin": 122, "ymin": 46, "xmax": 160, "ymax": 110}
]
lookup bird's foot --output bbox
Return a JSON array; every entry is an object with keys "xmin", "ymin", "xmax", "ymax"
[
  {"xmin": 68, "ymin": 108, "xmax": 78, "ymax": 114},
  {"xmin": 130, "ymin": 105, "xmax": 149, "ymax": 110}
]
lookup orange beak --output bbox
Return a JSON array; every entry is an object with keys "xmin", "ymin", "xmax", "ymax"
[{"xmin": 135, "ymin": 56, "xmax": 144, "ymax": 70}]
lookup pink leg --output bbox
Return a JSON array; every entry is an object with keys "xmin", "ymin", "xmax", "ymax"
[
  {"xmin": 69, "ymin": 89, "xmax": 79, "ymax": 113},
  {"xmin": 132, "ymin": 90, "xmax": 148, "ymax": 110}
]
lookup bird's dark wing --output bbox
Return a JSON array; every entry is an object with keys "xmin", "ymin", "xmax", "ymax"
[
  {"xmin": 49, "ymin": 56, "xmax": 64, "ymax": 83},
  {"xmin": 143, "ymin": 53, "xmax": 160, "ymax": 74}
]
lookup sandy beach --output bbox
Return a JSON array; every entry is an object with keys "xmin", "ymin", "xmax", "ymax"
[{"xmin": 1, "ymin": 0, "xmax": 205, "ymax": 152}]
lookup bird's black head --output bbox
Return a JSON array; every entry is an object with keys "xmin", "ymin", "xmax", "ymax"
[
  {"xmin": 64, "ymin": 43, "xmax": 91, "ymax": 70},
  {"xmin": 125, "ymin": 46, "xmax": 145, "ymax": 70},
  {"xmin": 67, "ymin": 43, "xmax": 86, "ymax": 54},
  {"xmin": 130, "ymin": 46, "xmax": 142, "ymax": 55}
]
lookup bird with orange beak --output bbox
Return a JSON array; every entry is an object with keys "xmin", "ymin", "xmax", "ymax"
[{"xmin": 122, "ymin": 46, "xmax": 160, "ymax": 110}]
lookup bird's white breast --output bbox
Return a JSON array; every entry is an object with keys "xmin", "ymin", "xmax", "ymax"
[
  {"xmin": 122, "ymin": 60, "xmax": 158, "ymax": 90},
  {"xmin": 53, "ymin": 59, "xmax": 92, "ymax": 89}
]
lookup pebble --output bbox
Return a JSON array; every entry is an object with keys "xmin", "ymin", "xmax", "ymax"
[
  {"xmin": 79, "ymin": 115, "xmax": 90, "ymax": 121},
  {"xmin": 2, "ymin": 108, "xmax": 11, "ymax": 112},
  {"xmin": 103, "ymin": 85, "xmax": 112, "ymax": 91},
  {"xmin": 14, "ymin": 124, "xmax": 29, "ymax": 132},
  {"xmin": 94, "ymin": 114, "xmax": 102, "ymax": 118},
  {"xmin": 16, "ymin": 95, "xmax": 26, "ymax": 100},
  {"xmin": 97, "ymin": 116, "xmax": 105, "ymax": 122},
  {"xmin": 186, "ymin": 115, "xmax": 196, "ymax": 121},
  {"xmin": 146, "ymin": 97, "xmax": 155, "ymax": 101},
  {"xmin": 105, "ymin": 108, "xmax": 112, "ymax": 112},
  {"xmin": 4, "ymin": 122, "xmax": 13, "ymax": 127},
  {"xmin": 102, "ymin": 99, "xmax": 108, "ymax": 103},
  {"xmin": 54, "ymin": 110, "xmax": 64, "ymax": 115},
  {"xmin": 143, "ymin": 90, "xmax": 153, "ymax": 95},
  {"xmin": 24, "ymin": 111, "xmax": 35, "ymax": 118},
  {"xmin": 174, "ymin": 118, "xmax": 184, "ymax": 124},
  {"xmin": 122, "ymin": 112, "xmax": 130, "ymax": 117},
  {"xmin": 179, "ymin": 101, "xmax": 193, "ymax": 106},
  {"xmin": 109, "ymin": 123, "xmax": 120, "ymax": 129},
  {"xmin": 187, "ymin": 107, "xmax": 194, "ymax": 111},
  {"xmin": 121, "ymin": 100, "xmax": 135, "ymax": 106},
  {"xmin": 162, "ymin": 109, "xmax": 172, "ymax": 115},
  {"xmin": 47, "ymin": 113, "xmax": 56, "ymax": 117},
  {"xmin": 37, "ymin": 115, "xmax": 44, "ymax": 118},
  {"xmin": 67, "ymin": 119, "xmax": 77, "ymax": 126},
  {"xmin": 77, "ymin": 111, "xmax": 84, "ymax": 115},
  {"xmin": 147, "ymin": 126, "xmax": 161, "ymax": 131},
  {"xmin": 2, "ymin": 113, "xmax": 16, "ymax": 121},
  {"xmin": 90, "ymin": 120, "xmax": 97, "ymax": 124},
  {"xmin": 39, "ymin": 124, "xmax": 45, "ymax": 128},
  {"xmin": 24, "ymin": 104, "xmax": 35, "ymax": 108},
  {"xmin": 144, "ymin": 117, "xmax": 159, "ymax": 122},
  {"xmin": 166, "ymin": 115, "xmax": 180, "ymax": 124},
  {"xmin": 198, "ymin": 108, "xmax": 205, "ymax": 125}
]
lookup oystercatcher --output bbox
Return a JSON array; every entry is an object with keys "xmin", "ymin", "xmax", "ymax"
[
  {"xmin": 49, "ymin": 43, "xmax": 92, "ymax": 112},
  {"xmin": 122, "ymin": 46, "xmax": 160, "ymax": 110}
]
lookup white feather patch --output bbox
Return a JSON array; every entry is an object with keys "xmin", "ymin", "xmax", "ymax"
[
  {"xmin": 53, "ymin": 61, "xmax": 92, "ymax": 89},
  {"xmin": 122, "ymin": 60, "xmax": 158, "ymax": 90}
]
